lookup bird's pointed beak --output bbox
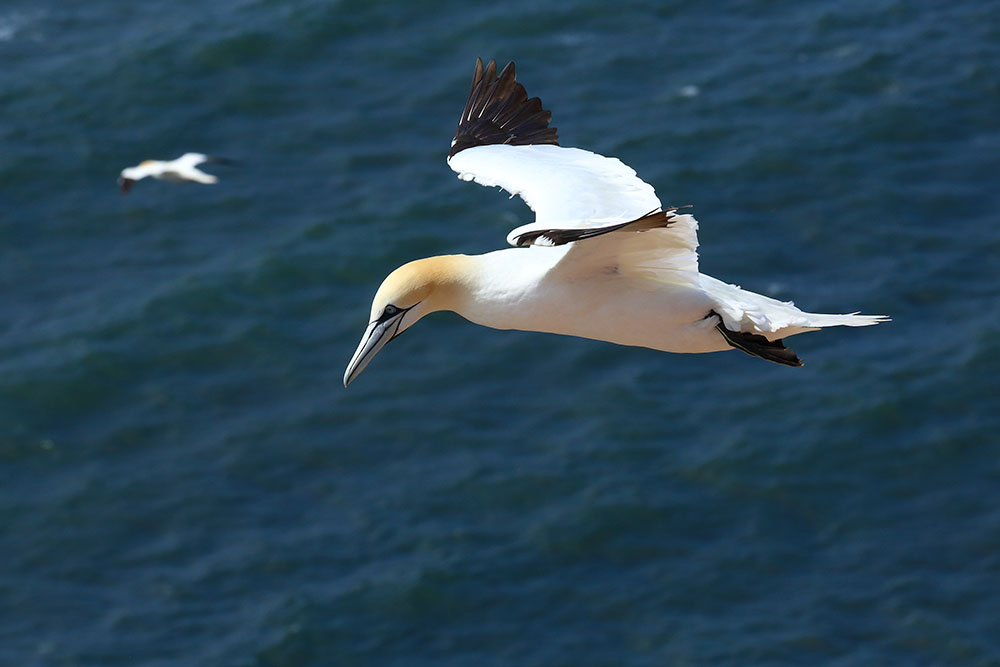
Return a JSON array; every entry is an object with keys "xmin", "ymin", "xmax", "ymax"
[
  {"xmin": 118, "ymin": 177, "xmax": 134, "ymax": 194},
  {"xmin": 343, "ymin": 316, "xmax": 402, "ymax": 387}
]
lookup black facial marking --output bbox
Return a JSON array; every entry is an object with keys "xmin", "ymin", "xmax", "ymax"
[{"xmin": 376, "ymin": 302, "xmax": 417, "ymax": 325}]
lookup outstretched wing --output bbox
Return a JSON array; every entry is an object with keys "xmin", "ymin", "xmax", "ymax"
[
  {"xmin": 175, "ymin": 153, "xmax": 233, "ymax": 167},
  {"xmin": 176, "ymin": 152, "xmax": 209, "ymax": 166},
  {"xmin": 446, "ymin": 58, "xmax": 663, "ymax": 247}
]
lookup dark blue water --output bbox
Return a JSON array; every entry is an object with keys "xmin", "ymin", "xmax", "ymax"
[{"xmin": 2, "ymin": 1, "xmax": 998, "ymax": 664}]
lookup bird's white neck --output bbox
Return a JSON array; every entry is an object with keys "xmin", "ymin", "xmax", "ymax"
[{"xmin": 446, "ymin": 247, "xmax": 567, "ymax": 331}]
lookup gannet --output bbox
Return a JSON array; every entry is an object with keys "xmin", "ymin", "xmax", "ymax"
[
  {"xmin": 343, "ymin": 59, "xmax": 888, "ymax": 387},
  {"xmin": 117, "ymin": 153, "xmax": 232, "ymax": 193}
]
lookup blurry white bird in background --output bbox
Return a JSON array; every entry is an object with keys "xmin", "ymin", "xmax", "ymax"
[
  {"xmin": 118, "ymin": 152, "xmax": 232, "ymax": 193},
  {"xmin": 343, "ymin": 59, "xmax": 888, "ymax": 387}
]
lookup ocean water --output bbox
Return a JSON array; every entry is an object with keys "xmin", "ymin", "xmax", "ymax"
[{"xmin": 2, "ymin": 0, "xmax": 998, "ymax": 664}]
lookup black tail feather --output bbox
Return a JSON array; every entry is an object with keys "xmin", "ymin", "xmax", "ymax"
[{"xmin": 711, "ymin": 311, "xmax": 803, "ymax": 367}]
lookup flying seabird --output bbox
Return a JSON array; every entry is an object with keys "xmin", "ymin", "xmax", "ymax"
[
  {"xmin": 343, "ymin": 59, "xmax": 888, "ymax": 387},
  {"xmin": 118, "ymin": 153, "xmax": 232, "ymax": 193}
]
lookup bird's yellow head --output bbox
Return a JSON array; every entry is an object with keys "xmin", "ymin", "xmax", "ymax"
[{"xmin": 343, "ymin": 255, "xmax": 470, "ymax": 386}]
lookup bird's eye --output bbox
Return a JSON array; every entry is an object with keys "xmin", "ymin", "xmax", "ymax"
[{"xmin": 384, "ymin": 305, "xmax": 399, "ymax": 316}]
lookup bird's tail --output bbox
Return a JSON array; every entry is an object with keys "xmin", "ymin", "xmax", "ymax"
[
  {"xmin": 701, "ymin": 275, "xmax": 888, "ymax": 366},
  {"xmin": 701, "ymin": 275, "xmax": 889, "ymax": 338},
  {"xmin": 789, "ymin": 312, "xmax": 890, "ymax": 328}
]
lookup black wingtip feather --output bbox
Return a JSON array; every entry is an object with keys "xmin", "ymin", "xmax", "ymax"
[{"xmin": 449, "ymin": 58, "xmax": 559, "ymax": 158}]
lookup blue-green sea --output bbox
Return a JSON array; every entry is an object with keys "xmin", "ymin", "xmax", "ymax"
[{"xmin": 2, "ymin": 1, "xmax": 998, "ymax": 664}]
